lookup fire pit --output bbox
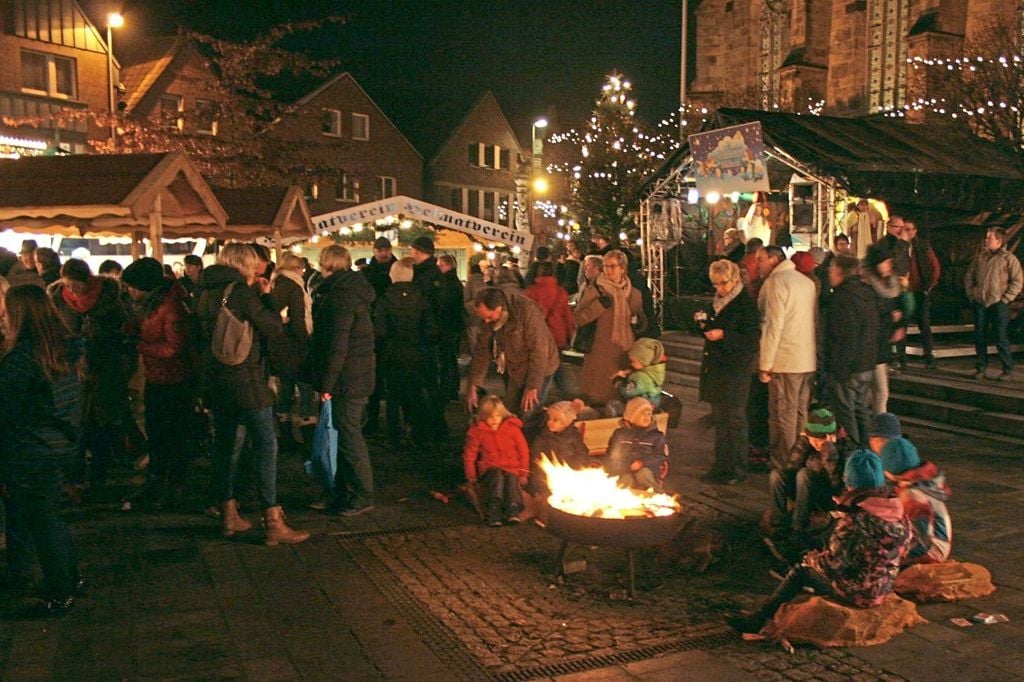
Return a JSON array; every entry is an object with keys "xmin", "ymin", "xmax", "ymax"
[{"xmin": 539, "ymin": 455, "xmax": 686, "ymax": 596}]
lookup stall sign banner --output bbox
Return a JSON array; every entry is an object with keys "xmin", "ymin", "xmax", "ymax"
[
  {"xmin": 312, "ymin": 195, "xmax": 533, "ymax": 250},
  {"xmin": 690, "ymin": 122, "xmax": 770, "ymax": 195}
]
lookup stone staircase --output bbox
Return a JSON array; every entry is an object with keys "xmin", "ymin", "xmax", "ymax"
[{"xmin": 660, "ymin": 331, "xmax": 1024, "ymax": 446}]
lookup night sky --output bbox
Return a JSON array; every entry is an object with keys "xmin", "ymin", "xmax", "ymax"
[{"xmin": 101, "ymin": 0, "xmax": 683, "ymax": 150}]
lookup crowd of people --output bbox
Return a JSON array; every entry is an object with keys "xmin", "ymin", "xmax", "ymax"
[{"xmin": 0, "ymin": 220, "xmax": 1016, "ymax": 627}]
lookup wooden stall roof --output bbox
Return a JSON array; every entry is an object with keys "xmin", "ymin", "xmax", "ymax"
[
  {"xmin": 204, "ymin": 185, "xmax": 314, "ymax": 243},
  {"xmin": 0, "ymin": 152, "xmax": 226, "ymax": 236}
]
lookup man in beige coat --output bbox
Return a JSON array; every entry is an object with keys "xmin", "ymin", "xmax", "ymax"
[
  {"xmin": 756, "ymin": 246, "xmax": 818, "ymax": 470},
  {"xmin": 966, "ymin": 227, "xmax": 1023, "ymax": 380},
  {"xmin": 467, "ymin": 287, "xmax": 560, "ymax": 417}
]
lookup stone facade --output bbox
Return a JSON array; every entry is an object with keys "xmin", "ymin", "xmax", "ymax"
[{"xmin": 689, "ymin": 0, "xmax": 1018, "ymax": 116}]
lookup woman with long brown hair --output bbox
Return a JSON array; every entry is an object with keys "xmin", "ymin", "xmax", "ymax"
[{"xmin": 0, "ymin": 285, "xmax": 83, "ymax": 616}]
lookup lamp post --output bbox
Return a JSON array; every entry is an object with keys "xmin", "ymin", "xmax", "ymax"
[
  {"xmin": 106, "ymin": 12, "xmax": 123, "ymax": 145},
  {"xmin": 529, "ymin": 118, "xmax": 548, "ymax": 239}
]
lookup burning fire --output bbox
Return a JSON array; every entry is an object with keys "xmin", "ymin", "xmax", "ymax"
[{"xmin": 538, "ymin": 454, "xmax": 681, "ymax": 519}]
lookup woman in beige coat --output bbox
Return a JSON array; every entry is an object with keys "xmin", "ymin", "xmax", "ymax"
[{"xmin": 574, "ymin": 250, "xmax": 646, "ymax": 403}]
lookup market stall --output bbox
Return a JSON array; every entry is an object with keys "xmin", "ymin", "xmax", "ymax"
[{"xmin": 210, "ymin": 185, "xmax": 314, "ymax": 259}]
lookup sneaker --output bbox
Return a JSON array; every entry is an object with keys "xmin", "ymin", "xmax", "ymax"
[
  {"xmin": 996, "ymin": 370, "xmax": 1012, "ymax": 382},
  {"xmin": 506, "ymin": 515, "xmax": 522, "ymax": 525},
  {"xmin": 486, "ymin": 520, "xmax": 503, "ymax": 527},
  {"xmin": 308, "ymin": 497, "xmax": 330, "ymax": 511},
  {"xmin": 973, "ymin": 369, "xmax": 987, "ymax": 380},
  {"xmin": 338, "ymin": 504, "xmax": 374, "ymax": 517}
]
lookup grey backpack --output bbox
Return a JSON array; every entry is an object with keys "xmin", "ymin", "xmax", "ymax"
[{"xmin": 211, "ymin": 282, "xmax": 253, "ymax": 366}]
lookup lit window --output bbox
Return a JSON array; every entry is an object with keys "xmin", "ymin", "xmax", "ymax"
[
  {"xmin": 379, "ymin": 176, "xmax": 396, "ymax": 198},
  {"xmin": 195, "ymin": 99, "xmax": 218, "ymax": 136},
  {"xmin": 351, "ymin": 113, "xmax": 369, "ymax": 140},
  {"xmin": 160, "ymin": 95, "xmax": 184, "ymax": 131},
  {"xmin": 20, "ymin": 50, "xmax": 76, "ymax": 98},
  {"xmin": 336, "ymin": 174, "xmax": 359, "ymax": 202},
  {"xmin": 322, "ymin": 109, "xmax": 342, "ymax": 136}
]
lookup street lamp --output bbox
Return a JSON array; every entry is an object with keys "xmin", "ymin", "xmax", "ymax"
[
  {"xmin": 106, "ymin": 13, "xmax": 124, "ymax": 145},
  {"xmin": 528, "ymin": 118, "xmax": 549, "ymax": 240},
  {"xmin": 531, "ymin": 118, "xmax": 548, "ymax": 171}
]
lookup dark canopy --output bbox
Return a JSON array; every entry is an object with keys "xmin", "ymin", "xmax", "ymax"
[{"xmin": 644, "ymin": 108, "xmax": 1024, "ymax": 214}]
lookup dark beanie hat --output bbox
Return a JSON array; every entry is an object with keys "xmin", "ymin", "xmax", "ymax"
[
  {"xmin": 122, "ymin": 257, "xmax": 166, "ymax": 292},
  {"xmin": 410, "ymin": 236, "xmax": 435, "ymax": 256},
  {"xmin": 844, "ymin": 449, "xmax": 885, "ymax": 489},
  {"xmin": 805, "ymin": 408, "xmax": 837, "ymax": 436},
  {"xmin": 866, "ymin": 242, "xmax": 893, "ymax": 267},
  {"xmin": 869, "ymin": 412, "xmax": 902, "ymax": 439}
]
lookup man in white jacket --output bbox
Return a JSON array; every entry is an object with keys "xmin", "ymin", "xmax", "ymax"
[{"xmin": 756, "ymin": 246, "xmax": 818, "ymax": 470}]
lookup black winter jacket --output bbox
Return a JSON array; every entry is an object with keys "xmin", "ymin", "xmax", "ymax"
[
  {"xmin": 363, "ymin": 255, "xmax": 396, "ymax": 301},
  {"xmin": 308, "ymin": 269, "xmax": 376, "ymax": 398},
  {"xmin": 373, "ymin": 282, "xmax": 436, "ymax": 372},
  {"xmin": 269, "ymin": 273, "xmax": 309, "ymax": 378},
  {"xmin": 196, "ymin": 264, "xmax": 285, "ymax": 412},
  {"xmin": 698, "ymin": 289, "xmax": 760, "ymax": 405},
  {"xmin": 436, "ymin": 269, "xmax": 465, "ymax": 337},
  {"xmin": 824, "ymin": 276, "xmax": 879, "ymax": 381}
]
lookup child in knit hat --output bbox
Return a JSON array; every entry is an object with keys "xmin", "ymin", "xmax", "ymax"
[
  {"xmin": 525, "ymin": 401, "xmax": 591, "ymax": 525},
  {"xmin": 606, "ymin": 338, "xmax": 666, "ymax": 416},
  {"xmin": 729, "ymin": 449, "xmax": 912, "ymax": 634},
  {"xmin": 881, "ymin": 438, "xmax": 952, "ymax": 565},
  {"xmin": 601, "ymin": 397, "xmax": 669, "ymax": 491}
]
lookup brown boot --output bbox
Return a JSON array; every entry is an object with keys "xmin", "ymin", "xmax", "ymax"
[
  {"xmin": 262, "ymin": 505, "xmax": 310, "ymax": 546},
  {"xmin": 220, "ymin": 499, "xmax": 252, "ymax": 537}
]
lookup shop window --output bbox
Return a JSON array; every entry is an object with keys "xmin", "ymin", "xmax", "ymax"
[
  {"xmin": 322, "ymin": 109, "xmax": 342, "ymax": 136},
  {"xmin": 351, "ymin": 113, "xmax": 370, "ymax": 140},
  {"xmin": 379, "ymin": 176, "xmax": 396, "ymax": 198},
  {"xmin": 194, "ymin": 98, "xmax": 218, "ymax": 136},
  {"xmin": 482, "ymin": 192, "xmax": 495, "ymax": 222},
  {"xmin": 499, "ymin": 149, "xmax": 510, "ymax": 171},
  {"xmin": 21, "ymin": 50, "xmax": 76, "ymax": 98}
]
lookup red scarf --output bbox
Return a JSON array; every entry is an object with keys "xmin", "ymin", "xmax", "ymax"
[{"xmin": 61, "ymin": 277, "xmax": 102, "ymax": 314}]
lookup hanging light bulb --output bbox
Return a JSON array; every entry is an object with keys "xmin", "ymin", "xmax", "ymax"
[
  {"xmin": 473, "ymin": 242, "xmax": 483, "ymax": 252},
  {"xmin": 705, "ymin": 191, "xmax": 721, "ymax": 205}
]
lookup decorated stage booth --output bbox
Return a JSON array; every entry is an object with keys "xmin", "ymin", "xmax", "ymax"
[
  {"xmin": 639, "ymin": 108, "xmax": 1024, "ymax": 327},
  {"xmin": 310, "ymin": 196, "xmax": 534, "ymax": 280}
]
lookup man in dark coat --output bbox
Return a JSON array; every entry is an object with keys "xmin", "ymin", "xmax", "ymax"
[
  {"xmin": 307, "ymin": 246, "xmax": 377, "ymax": 515},
  {"xmin": 896, "ymin": 220, "xmax": 941, "ymax": 369},
  {"xmin": 436, "ymin": 254, "xmax": 465, "ymax": 401},
  {"xmin": 825, "ymin": 254, "xmax": 879, "ymax": 448},
  {"xmin": 410, "ymin": 236, "xmax": 448, "ymax": 436},
  {"xmin": 362, "ymin": 236, "xmax": 397, "ymax": 433}
]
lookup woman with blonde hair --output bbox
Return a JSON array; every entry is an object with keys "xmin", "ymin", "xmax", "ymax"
[
  {"xmin": 270, "ymin": 253, "xmax": 314, "ymax": 450},
  {"xmin": 306, "ymin": 245, "xmax": 377, "ymax": 516},
  {"xmin": 574, "ymin": 249, "xmax": 646, "ymax": 403},
  {"xmin": 196, "ymin": 243, "xmax": 308, "ymax": 545}
]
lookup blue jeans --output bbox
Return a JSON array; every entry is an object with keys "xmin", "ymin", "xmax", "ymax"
[
  {"xmin": 973, "ymin": 301, "xmax": 1013, "ymax": 371},
  {"xmin": 332, "ymin": 396, "xmax": 374, "ymax": 508},
  {"xmin": 829, "ymin": 370, "xmax": 873, "ymax": 448},
  {"xmin": 4, "ymin": 474, "xmax": 78, "ymax": 601},
  {"xmin": 212, "ymin": 406, "xmax": 278, "ymax": 509}
]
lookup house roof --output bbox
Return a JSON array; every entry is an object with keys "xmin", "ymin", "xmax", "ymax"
[
  {"xmin": 0, "ymin": 152, "xmax": 226, "ymax": 237},
  {"xmin": 643, "ymin": 108, "xmax": 1023, "ymax": 206},
  {"xmin": 118, "ymin": 36, "xmax": 185, "ymax": 113},
  {"xmin": 289, "ymin": 72, "xmax": 421, "ymax": 158},
  {"xmin": 423, "ymin": 91, "xmax": 522, "ymax": 165}
]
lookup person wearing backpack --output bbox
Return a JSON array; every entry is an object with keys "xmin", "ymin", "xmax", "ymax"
[{"xmin": 195, "ymin": 243, "xmax": 308, "ymax": 545}]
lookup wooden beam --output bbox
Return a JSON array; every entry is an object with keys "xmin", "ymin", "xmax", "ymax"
[
  {"xmin": 130, "ymin": 231, "xmax": 142, "ymax": 260},
  {"xmin": 274, "ymin": 228, "xmax": 284, "ymax": 261},
  {"xmin": 149, "ymin": 193, "xmax": 164, "ymax": 262}
]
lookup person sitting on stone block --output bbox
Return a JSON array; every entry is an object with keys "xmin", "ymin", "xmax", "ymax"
[
  {"xmin": 766, "ymin": 408, "xmax": 847, "ymax": 557},
  {"xmin": 728, "ymin": 450, "xmax": 912, "ymax": 634},
  {"xmin": 867, "ymin": 411, "xmax": 902, "ymax": 456},
  {"xmin": 881, "ymin": 437, "xmax": 953, "ymax": 566},
  {"xmin": 528, "ymin": 401, "xmax": 591, "ymax": 494},
  {"xmin": 601, "ymin": 397, "xmax": 669, "ymax": 491},
  {"xmin": 607, "ymin": 338, "xmax": 667, "ymax": 414}
]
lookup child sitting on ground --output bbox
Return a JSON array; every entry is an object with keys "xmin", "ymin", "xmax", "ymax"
[
  {"xmin": 602, "ymin": 397, "xmax": 669, "ymax": 491},
  {"xmin": 728, "ymin": 450, "xmax": 912, "ymax": 634},
  {"xmin": 525, "ymin": 401, "xmax": 591, "ymax": 525},
  {"xmin": 463, "ymin": 396, "xmax": 529, "ymax": 527},
  {"xmin": 607, "ymin": 338, "xmax": 666, "ymax": 415},
  {"xmin": 880, "ymin": 438, "xmax": 952, "ymax": 565}
]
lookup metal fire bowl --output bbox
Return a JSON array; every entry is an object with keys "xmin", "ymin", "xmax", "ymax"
[{"xmin": 546, "ymin": 505, "xmax": 686, "ymax": 549}]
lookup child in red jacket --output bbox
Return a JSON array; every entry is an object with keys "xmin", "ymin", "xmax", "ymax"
[{"xmin": 463, "ymin": 396, "xmax": 529, "ymax": 527}]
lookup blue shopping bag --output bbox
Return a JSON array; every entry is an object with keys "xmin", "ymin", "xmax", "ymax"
[{"xmin": 304, "ymin": 399, "xmax": 337, "ymax": 492}]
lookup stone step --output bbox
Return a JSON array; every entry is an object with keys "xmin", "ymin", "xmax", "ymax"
[
  {"xmin": 901, "ymin": 415, "xmax": 1024, "ymax": 449},
  {"xmin": 887, "ymin": 393, "xmax": 1024, "ymax": 440},
  {"xmin": 667, "ymin": 356, "xmax": 702, "ymax": 376},
  {"xmin": 889, "ymin": 373, "xmax": 1024, "ymax": 416},
  {"xmin": 665, "ymin": 370, "xmax": 699, "ymax": 390}
]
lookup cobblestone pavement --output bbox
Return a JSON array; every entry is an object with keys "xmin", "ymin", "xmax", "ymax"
[{"xmin": 0, "ymin": 385, "xmax": 1021, "ymax": 680}]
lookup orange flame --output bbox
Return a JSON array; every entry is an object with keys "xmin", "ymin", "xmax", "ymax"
[{"xmin": 538, "ymin": 454, "xmax": 680, "ymax": 519}]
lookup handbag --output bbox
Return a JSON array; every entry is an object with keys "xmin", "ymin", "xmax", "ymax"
[
  {"xmin": 304, "ymin": 399, "xmax": 337, "ymax": 492},
  {"xmin": 571, "ymin": 284, "xmax": 604, "ymax": 353}
]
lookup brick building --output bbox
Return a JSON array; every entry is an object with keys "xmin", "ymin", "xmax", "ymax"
[
  {"xmin": 268, "ymin": 73, "xmax": 423, "ymax": 217},
  {"xmin": 689, "ymin": 0, "xmax": 1021, "ymax": 116},
  {"xmin": 0, "ymin": 0, "xmax": 115, "ymax": 155}
]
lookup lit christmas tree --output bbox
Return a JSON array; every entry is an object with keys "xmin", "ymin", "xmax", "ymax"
[{"xmin": 550, "ymin": 73, "xmax": 676, "ymax": 243}]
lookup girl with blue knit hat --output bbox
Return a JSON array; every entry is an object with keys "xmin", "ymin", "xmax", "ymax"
[
  {"xmin": 729, "ymin": 449, "xmax": 912, "ymax": 634},
  {"xmin": 881, "ymin": 438, "xmax": 953, "ymax": 565}
]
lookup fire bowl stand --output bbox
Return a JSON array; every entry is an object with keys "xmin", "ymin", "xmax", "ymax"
[{"xmin": 555, "ymin": 539, "xmax": 642, "ymax": 599}]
